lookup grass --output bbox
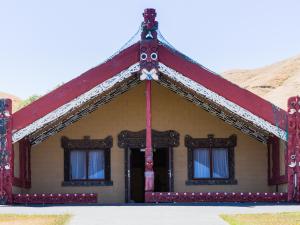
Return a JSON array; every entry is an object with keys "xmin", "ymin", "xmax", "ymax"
[
  {"xmin": 220, "ymin": 212, "xmax": 300, "ymax": 225},
  {"xmin": 0, "ymin": 214, "xmax": 71, "ymax": 225}
]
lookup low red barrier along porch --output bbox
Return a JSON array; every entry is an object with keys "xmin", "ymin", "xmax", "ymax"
[
  {"xmin": 145, "ymin": 192, "xmax": 288, "ymax": 203},
  {"xmin": 13, "ymin": 193, "xmax": 97, "ymax": 204}
]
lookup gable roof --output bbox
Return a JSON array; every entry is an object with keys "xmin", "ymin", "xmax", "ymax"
[
  {"xmin": 12, "ymin": 43, "xmax": 139, "ymax": 135},
  {"xmin": 159, "ymin": 45, "xmax": 287, "ymax": 138},
  {"xmin": 11, "ymin": 42, "xmax": 288, "ymax": 143}
]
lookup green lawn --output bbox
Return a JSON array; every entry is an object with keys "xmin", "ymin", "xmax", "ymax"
[
  {"xmin": 220, "ymin": 212, "xmax": 300, "ymax": 225},
  {"xmin": 0, "ymin": 214, "xmax": 71, "ymax": 225}
]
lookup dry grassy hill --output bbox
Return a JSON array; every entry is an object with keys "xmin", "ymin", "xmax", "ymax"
[
  {"xmin": 222, "ymin": 54, "xmax": 300, "ymax": 110},
  {"xmin": 0, "ymin": 91, "xmax": 22, "ymax": 112}
]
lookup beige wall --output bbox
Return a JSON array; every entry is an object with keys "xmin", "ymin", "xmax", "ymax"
[{"xmin": 27, "ymin": 82, "xmax": 271, "ymax": 203}]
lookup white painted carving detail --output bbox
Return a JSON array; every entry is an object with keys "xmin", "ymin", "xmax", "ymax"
[
  {"xmin": 12, "ymin": 63, "xmax": 140, "ymax": 143},
  {"xmin": 158, "ymin": 62, "xmax": 287, "ymax": 141}
]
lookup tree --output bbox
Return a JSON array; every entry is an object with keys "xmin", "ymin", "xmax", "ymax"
[{"xmin": 17, "ymin": 94, "xmax": 40, "ymax": 110}]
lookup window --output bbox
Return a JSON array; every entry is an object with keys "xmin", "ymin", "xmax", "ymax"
[
  {"xmin": 185, "ymin": 134, "xmax": 237, "ymax": 185},
  {"xmin": 61, "ymin": 136, "xmax": 113, "ymax": 186},
  {"xmin": 193, "ymin": 148, "xmax": 229, "ymax": 179},
  {"xmin": 70, "ymin": 150, "xmax": 105, "ymax": 180}
]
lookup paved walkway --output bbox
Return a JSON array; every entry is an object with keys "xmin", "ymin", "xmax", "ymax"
[{"xmin": 1, "ymin": 203, "xmax": 300, "ymax": 225}]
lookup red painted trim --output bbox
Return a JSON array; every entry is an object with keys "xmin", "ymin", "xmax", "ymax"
[
  {"xmin": 12, "ymin": 42, "xmax": 288, "ymax": 135},
  {"xmin": 269, "ymin": 175, "xmax": 288, "ymax": 185},
  {"xmin": 15, "ymin": 138, "xmax": 31, "ymax": 189},
  {"xmin": 268, "ymin": 136, "xmax": 288, "ymax": 185},
  {"xmin": 13, "ymin": 177, "xmax": 22, "ymax": 187},
  {"xmin": 287, "ymin": 96, "xmax": 300, "ymax": 202},
  {"xmin": 159, "ymin": 46, "xmax": 287, "ymax": 131},
  {"xmin": 145, "ymin": 80, "xmax": 154, "ymax": 192},
  {"xmin": 145, "ymin": 192, "xmax": 288, "ymax": 203},
  {"xmin": 12, "ymin": 43, "xmax": 140, "ymax": 132},
  {"xmin": 19, "ymin": 139, "xmax": 26, "ymax": 185},
  {"xmin": 146, "ymin": 81, "xmax": 152, "ymax": 154},
  {"xmin": 13, "ymin": 177, "xmax": 30, "ymax": 188},
  {"xmin": 13, "ymin": 193, "xmax": 97, "ymax": 204},
  {"xmin": 0, "ymin": 99, "xmax": 13, "ymax": 204}
]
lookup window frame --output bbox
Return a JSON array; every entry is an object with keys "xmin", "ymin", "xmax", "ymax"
[
  {"xmin": 61, "ymin": 136, "xmax": 113, "ymax": 186},
  {"xmin": 185, "ymin": 134, "xmax": 237, "ymax": 185}
]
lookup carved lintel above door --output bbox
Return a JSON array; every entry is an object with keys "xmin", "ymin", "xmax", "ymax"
[{"xmin": 118, "ymin": 129, "xmax": 179, "ymax": 149}]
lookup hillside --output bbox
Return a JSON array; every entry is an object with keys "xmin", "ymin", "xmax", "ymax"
[
  {"xmin": 0, "ymin": 91, "xmax": 22, "ymax": 112},
  {"xmin": 222, "ymin": 54, "xmax": 300, "ymax": 110}
]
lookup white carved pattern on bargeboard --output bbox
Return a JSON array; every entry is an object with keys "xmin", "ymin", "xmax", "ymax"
[
  {"xmin": 158, "ymin": 62, "xmax": 287, "ymax": 141},
  {"xmin": 12, "ymin": 63, "xmax": 140, "ymax": 143}
]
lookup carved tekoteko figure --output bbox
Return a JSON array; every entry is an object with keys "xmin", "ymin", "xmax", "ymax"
[
  {"xmin": 0, "ymin": 99, "xmax": 12, "ymax": 204},
  {"xmin": 287, "ymin": 96, "xmax": 300, "ymax": 202},
  {"xmin": 140, "ymin": 8, "xmax": 159, "ymax": 81}
]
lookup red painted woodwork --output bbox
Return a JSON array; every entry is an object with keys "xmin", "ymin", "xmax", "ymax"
[
  {"xmin": 141, "ymin": 9, "xmax": 158, "ymax": 192},
  {"xmin": 140, "ymin": 8, "xmax": 159, "ymax": 76},
  {"xmin": 11, "ymin": 8, "xmax": 288, "ymax": 140},
  {"xmin": 268, "ymin": 136, "xmax": 288, "ymax": 185},
  {"xmin": 158, "ymin": 46, "xmax": 287, "ymax": 131},
  {"xmin": 287, "ymin": 96, "xmax": 300, "ymax": 202},
  {"xmin": 145, "ymin": 192, "xmax": 288, "ymax": 203},
  {"xmin": 13, "ymin": 138, "xmax": 31, "ymax": 188},
  {"xmin": 0, "ymin": 99, "xmax": 13, "ymax": 204},
  {"xmin": 145, "ymin": 80, "xmax": 154, "ymax": 192},
  {"xmin": 13, "ymin": 193, "xmax": 97, "ymax": 204},
  {"xmin": 13, "ymin": 43, "xmax": 140, "ymax": 133}
]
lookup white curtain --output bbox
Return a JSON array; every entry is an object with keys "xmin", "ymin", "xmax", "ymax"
[
  {"xmin": 212, "ymin": 148, "xmax": 229, "ymax": 178},
  {"xmin": 88, "ymin": 150, "xmax": 105, "ymax": 179},
  {"xmin": 194, "ymin": 148, "xmax": 210, "ymax": 178},
  {"xmin": 70, "ymin": 151, "xmax": 86, "ymax": 179}
]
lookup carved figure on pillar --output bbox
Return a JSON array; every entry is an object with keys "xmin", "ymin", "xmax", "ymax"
[
  {"xmin": 0, "ymin": 99, "xmax": 13, "ymax": 204},
  {"xmin": 140, "ymin": 8, "xmax": 159, "ymax": 194},
  {"xmin": 287, "ymin": 96, "xmax": 300, "ymax": 202},
  {"xmin": 140, "ymin": 8, "xmax": 159, "ymax": 81}
]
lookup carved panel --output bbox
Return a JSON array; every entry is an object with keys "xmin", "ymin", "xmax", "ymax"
[
  {"xmin": 287, "ymin": 96, "xmax": 300, "ymax": 202},
  {"xmin": 185, "ymin": 134, "xmax": 237, "ymax": 148},
  {"xmin": 145, "ymin": 192, "xmax": 288, "ymax": 203},
  {"xmin": 118, "ymin": 129, "xmax": 179, "ymax": 149},
  {"xmin": 61, "ymin": 136, "xmax": 113, "ymax": 150},
  {"xmin": 0, "ymin": 99, "xmax": 12, "ymax": 204},
  {"xmin": 13, "ymin": 193, "xmax": 97, "ymax": 204}
]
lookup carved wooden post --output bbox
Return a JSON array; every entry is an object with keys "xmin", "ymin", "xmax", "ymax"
[
  {"xmin": 139, "ymin": 8, "xmax": 159, "ymax": 200},
  {"xmin": 145, "ymin": 80, "xmax": 154, "ymax": 193},
  {"xmin": 0, "ymin": 99, "xmax": 13, "ymax": 204},
  {"xmin": 287, "ymin": 96, "xmax": 300, "ymax": 202}
]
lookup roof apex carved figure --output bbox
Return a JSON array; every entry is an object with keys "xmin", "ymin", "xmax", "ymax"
[{"xmin": 140, "ymin": 8, "xmax": 159, "ymax": 81}]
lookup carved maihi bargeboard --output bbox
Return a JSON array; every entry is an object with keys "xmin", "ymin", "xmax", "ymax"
[
  {"xmin": 30, "ymin": 75, "xmax": 141, "ymax": 145},
  {"xmin": 157, "ymin": 75, "xmax": 269, "ymax": 143},
  {"xmin": 29, "ymin": 69, "xmax": 274, "ymax": 146}
]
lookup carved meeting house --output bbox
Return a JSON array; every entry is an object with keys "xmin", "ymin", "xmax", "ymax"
[{"xmin": 0, "ymin": 8, "xmax": 298, "ymax": 205}]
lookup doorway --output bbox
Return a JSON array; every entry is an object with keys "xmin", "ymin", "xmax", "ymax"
[
  {"xmin": 118, "ymin": 129, "xmax": 179, "ymax": 203},
  {"xmin": 129, "ymin": 148, "xmax": 170, "ymax": 203}
]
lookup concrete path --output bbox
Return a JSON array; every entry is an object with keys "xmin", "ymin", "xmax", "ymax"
[{"xmin": 0, "ymin": 203, "xmax": 300, "ymax": 225}]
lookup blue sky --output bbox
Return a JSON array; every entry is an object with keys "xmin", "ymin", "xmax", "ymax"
[{"xmin": 1, "ymin": 0, "xmax": 299, "ymax": 99}]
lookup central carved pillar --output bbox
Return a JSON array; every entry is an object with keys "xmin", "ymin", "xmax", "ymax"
[
  {"xmin": 145, "ymin": 80, "xmax": 154, "ymax": 191},
  {"xmin": 139, "ymin": 8, "xmax": 159, "ymax": 195}
]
